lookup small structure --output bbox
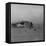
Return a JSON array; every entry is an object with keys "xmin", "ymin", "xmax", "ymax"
[{"xmin": 12, "ymin": 21, "xmax": 33, "ymax": 28}]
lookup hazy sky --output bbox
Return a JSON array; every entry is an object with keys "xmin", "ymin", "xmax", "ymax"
[{"xmin": 11, "ymin": 4, "xmax": 43, "ymax": 24}]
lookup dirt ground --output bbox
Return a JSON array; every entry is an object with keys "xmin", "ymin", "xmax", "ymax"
[{"xmin": 11, "ymin": 24, "xmax": 43, "ymax": 42}]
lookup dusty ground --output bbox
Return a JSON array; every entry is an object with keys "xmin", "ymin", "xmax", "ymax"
[{"xmin": 11, "ymin": 24, "xmax": 43, "ymax": 42}]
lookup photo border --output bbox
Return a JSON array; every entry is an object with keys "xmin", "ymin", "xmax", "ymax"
[{"xmin": 6, "ymin": 2, "xmax": 45, "ymax": 44}]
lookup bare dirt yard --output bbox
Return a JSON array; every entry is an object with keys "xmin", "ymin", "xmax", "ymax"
[{"xmin": 11, "ymin": 24, "xmax": 43, "ymax": 42}]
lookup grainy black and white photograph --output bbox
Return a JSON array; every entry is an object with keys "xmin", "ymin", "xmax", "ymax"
[{"xmin": 11, "ymin": 3, "xmax": 44, "ymax": 42}]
